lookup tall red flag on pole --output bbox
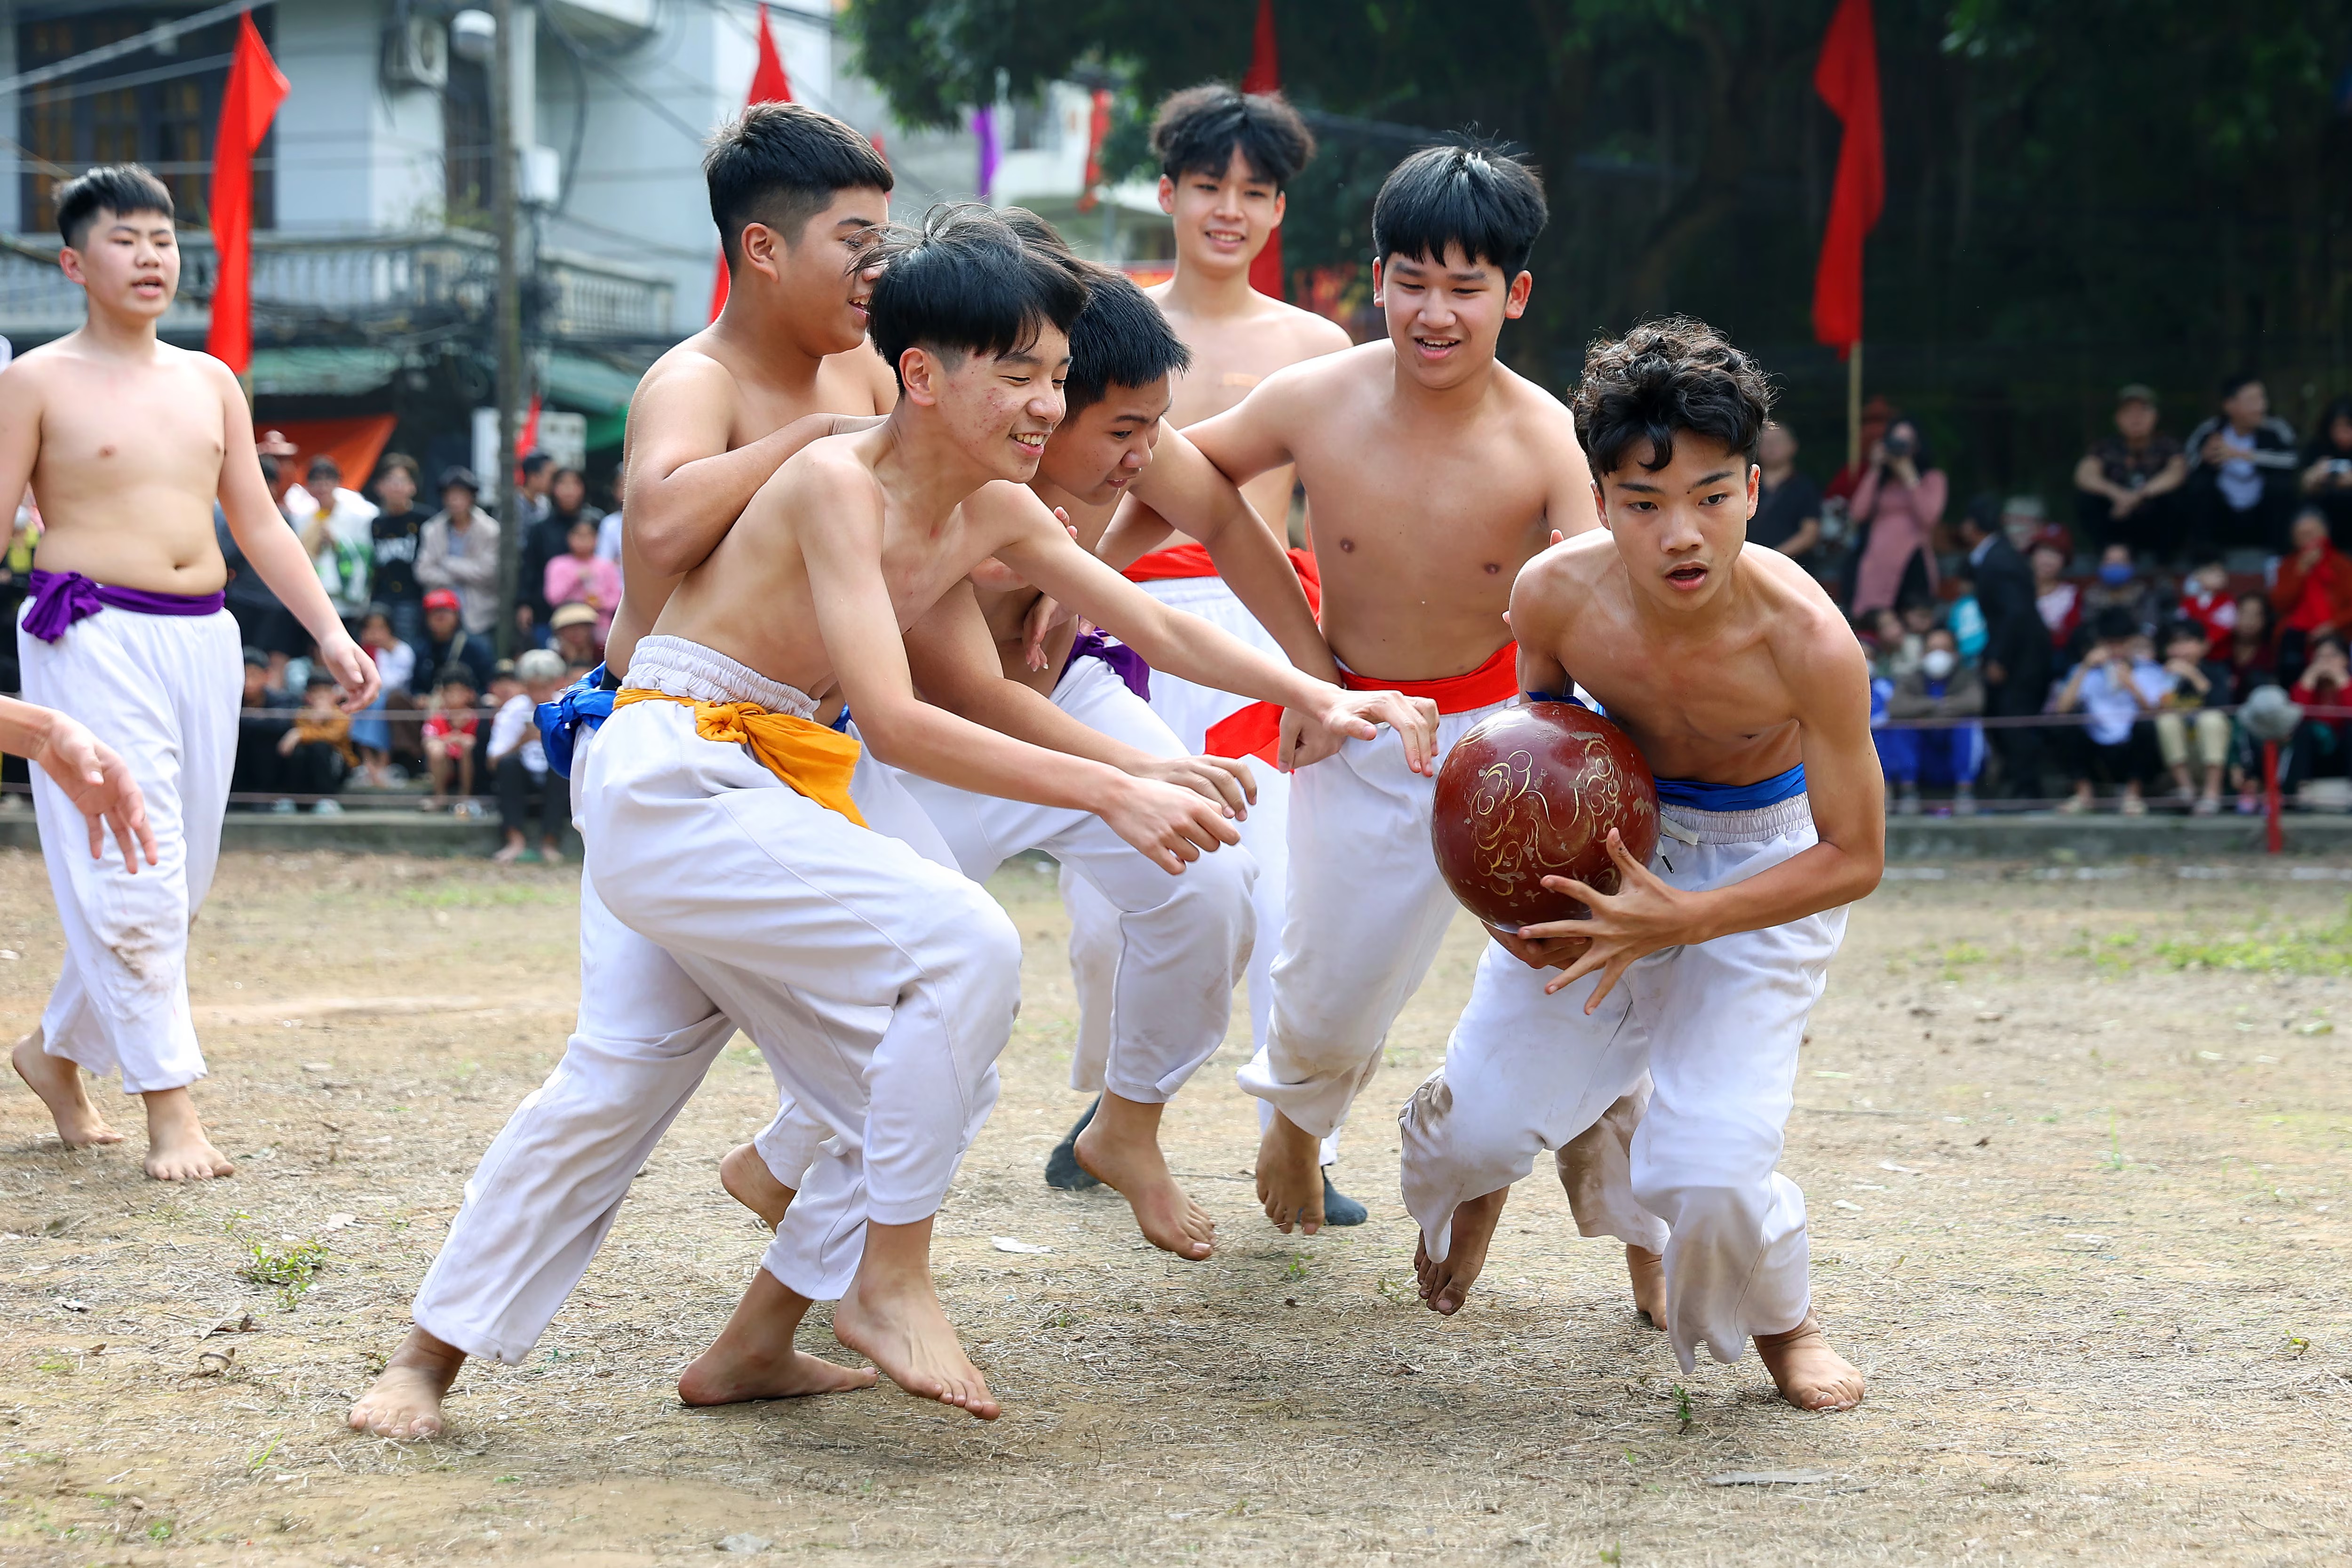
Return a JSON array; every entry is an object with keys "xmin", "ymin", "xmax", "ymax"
[
  {"xmin": 205, "ymin": 13, "xmax": 289, "ymax": 375},
  {"xmin": 1810, "ymin": 0, "xmax": 1883, "ymax": 356},
  {"xmin": 1240, "ymin": 0, "xmax": 1284, "ymax": 300},
  {"xmin": 708, "ymin": 4, "xmax": 793, "ymax": 321}
]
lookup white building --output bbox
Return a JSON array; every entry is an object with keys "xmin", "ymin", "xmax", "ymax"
[{"xmin": 0, "ymin": 0, "xmax": 1166, "ymax": 478}]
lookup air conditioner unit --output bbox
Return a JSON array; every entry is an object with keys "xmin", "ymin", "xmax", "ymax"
[{"xmin": 383, "ymin": 16, "xmax": 448, "ymax": 91}]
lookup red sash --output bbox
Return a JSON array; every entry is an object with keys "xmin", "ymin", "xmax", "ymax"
[
  {"xmin": 1338, "ymin": 641, "xmax": 1518, "ymax": 715},
  {"xmin": 1128, "ymin": 544, "xmax": 1325, "ymax": 765}
]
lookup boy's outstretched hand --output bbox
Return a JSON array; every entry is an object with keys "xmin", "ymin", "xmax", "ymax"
[
  {"xmin": 1511, "ymin": 829, "xmax": 1696, "ymax": 1010},
  {"xmin": 1279, "ymin": 689, "xmax": 1440, "ymax": 775},
  {"xmin": 4, "ymin": 701, "xmax": 158, "ymax": 873},
  {"xmin": 316, "ymin": 631, "xmax": 382, "ymax": 712}
]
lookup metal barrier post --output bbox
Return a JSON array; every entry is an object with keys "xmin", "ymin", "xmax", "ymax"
[{"xmin": 2263, "ymin": 740, "xmax": 2282, "ymax": 855}]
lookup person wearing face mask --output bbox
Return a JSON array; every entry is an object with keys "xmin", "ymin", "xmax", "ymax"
[
  {"xmin": 1847, "ymin": 418, "xmax": 1946, "ymax": 617},
  {"xmin": 2079, "ymin": 543, "xmax": 2162, "ymax": 647},
  {"xmin": 1879, "ymin": 626, "xmax": 1985, "ymax": 815}
]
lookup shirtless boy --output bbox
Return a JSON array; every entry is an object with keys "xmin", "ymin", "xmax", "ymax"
[
  {"xmin": 581, "ymin": 205, "xmax": 1426, "ymax": 1420},
  {"xmin": 1397, "ymin": 318, "xmax": 1881, "ymax": 1412},
  {"xmin": 1182, "ymin": 143, "xmax": 1598, "ymax": 1233},
  {"xmin": 733, "ymin": 233, "xmax": 1429, "ymax": 1262},
  {"xmin": 351, "ymin": 105, "xmax": 901, "ymax": 1439},
  {"xmin": 1105, "ymin": 87, "xmax": 1359, "ymax": 1212},
  {"xmin": 0, "ymin": 165, "xmax": 376, "ymax": 1181}
]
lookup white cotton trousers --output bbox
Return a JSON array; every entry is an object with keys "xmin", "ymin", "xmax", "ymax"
[
  {"xmin": 16, "ymin": 604, "xmax": 238, "ymax": 1094},
  {"xmin": 1237, "ymin": 695, "xmax": 1513, "ymax": 1141},
  {"xmin": 410, "ymin": 692, "xmax": 961, "ymax": 1361},
  {"xmin": 584, "ymin": 637, "xmax": 1018, "ymax": 1303},
  {"xmin": 894, "ymin": 652, "xmax": 1254, "ymax": 1107},
  {"xmin": 1397, "ymin": 795, "xmax": 1848, "ymax": 1374}
]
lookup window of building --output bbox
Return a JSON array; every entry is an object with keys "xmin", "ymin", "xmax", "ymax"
[
  {"xmin": 444, "ymin": 56, "xmax": 493, "ymax": 221},
  {"xmin": 15, "ymin": 5, "xmax": 272, "ymax": 237}
]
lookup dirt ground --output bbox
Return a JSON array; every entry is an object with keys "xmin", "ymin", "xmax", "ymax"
[{"xmin": 2, "ymin": 848, "xmax": 2350, "ymax": 1566}]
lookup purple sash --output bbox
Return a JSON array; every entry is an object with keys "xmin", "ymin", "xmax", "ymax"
[
  {"xmin": 21, "ymin": 569, "xmax": 227, "ymax": 645},
  {"xmin": 1060, "ymin": 628, "xmax": 1151, "ymax": 701}
]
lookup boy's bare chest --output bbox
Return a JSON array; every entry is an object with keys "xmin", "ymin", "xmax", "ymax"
[
  {"xmin": 1164, "ymin": 318, "xmax": 1308, "ymax": 428},
  {"xmin": 1293, "ymin": 422, "xmax": 1550, "ymax": 575},
  {"xmin": 38, "ymin": 364, "xmax": 222, "ymax": 488},
  {"xmin": 1575, "ymin": 633, "xmax": 1797, "ymax": 765}
]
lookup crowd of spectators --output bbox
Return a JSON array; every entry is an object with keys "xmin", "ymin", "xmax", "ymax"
[{"xmin": 205, "ymin": 438, "xmax": 619, "ymax": 859}]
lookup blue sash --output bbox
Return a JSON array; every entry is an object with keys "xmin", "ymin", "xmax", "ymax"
[
  {"xmin": 537, "ymin": 663, "xmax": 616, "ymax": 780},
  {"xmin": 1654, "ymin": 763, "xmax": 1807, "ymax": 812}
]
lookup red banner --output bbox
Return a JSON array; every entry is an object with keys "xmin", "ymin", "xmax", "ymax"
[
  {"xmin": 1241, "ymin": 0, "xmax": 1284, "ymax": 301},
  {"xmin": 204, "ymin": 14, "xmax": 289, "ymax": 375},
  {"xmin": 1810, "ymin": 0, "xmax": 1883, "ymax": 355}
]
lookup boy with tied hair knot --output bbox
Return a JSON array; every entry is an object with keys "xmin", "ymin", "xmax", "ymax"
[{"xmin": 1397, "ymin": 317, "xmax": 1882, "ymax": 1412}]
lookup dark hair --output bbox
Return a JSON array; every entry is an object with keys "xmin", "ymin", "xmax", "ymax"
[
  {"xmin": 1571, "ymin": 316, "xmax": 1774, "ymax": 478},
  {"xmin": 362, "ymin": 602, "xmax": 393, "ymax": 626},
  {"xmin": 2313, "ymin": 633, "xmax": 2347, "ymax": 660},
  {"xmin": 303, "ymin": 670, "xmax": 338, "ymax": 691},
  {"xmin": 1149, "ymin": 83, "xmax": 1316, "ymax": 189},
  {"xmin": 1371, "ymin": 141, "xmax": 1548, "ymax": 280},
  {"xmin": 54, "ymin": 163, "xmax": 173, "ymax": 248},
  {"xmin": 436, "ymin": 662, "xmax": 478, "ymax": 691},
  {"xmin": 998, "ymin": 206, "xmax": 1074, "ymax": 257},
  {"xmin": 1882, "ymin": 418, "xmax": 1934, "ymax": 472},
  {"xmin": 705, "ymin": 102, "xmax": 894, "ymax": 266},
  {"xmin": 258, "ymin": 454, "xmax": 281, "ymax": 487},
  {"xmin": 307, "ymin": 455, "xmax": 341, "ymax": 481},
  {"xmin": 1065, "ymin": 269, "xmax": 1192, "ymax": 417},
  {"xmin": 376, "ymin": 452, "xmax": 419, "ymax": 483},
  {"xmin": 438, "ymin": 465, "xmax": 479, "ymax": 494},
  {"xmin": 520, "ymin": 451, "xmax": 553, "ymax": 478},
  {"xmin": 2161, "ymin": 621, "xmax": 2207, "ymax": 649},
  {"xmin": 2092, "ymin": 605, "xmax": 2137, "ymax": 644},
  {"xmin": 552, "ymin": 464, "xmax": 586, "ymax": 488},
  {"xmin": 2220, "ymin": 372, "xmax": 2263, "ymax": 403},
  {"xmin": 863, "ymin": 204, "xmax": 1089, "ymax": 391},
  {"xmin": 1960, "ymin": 492, "xmax": 2002, "ymax": 540}
]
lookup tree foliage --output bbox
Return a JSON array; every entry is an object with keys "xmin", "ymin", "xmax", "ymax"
[{"xmin": 845, "ymin": 0, "xmax": 2352, "ymax": 498}]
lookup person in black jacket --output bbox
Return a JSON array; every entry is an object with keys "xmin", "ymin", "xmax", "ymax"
[{"xmin": 1957, "ymin": 500, "xmax": 2052, "ymax": 800}]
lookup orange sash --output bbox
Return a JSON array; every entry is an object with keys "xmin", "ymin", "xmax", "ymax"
[{"xmin": 612, "ymin": 689, "xmax": 866, "ymax": 827}]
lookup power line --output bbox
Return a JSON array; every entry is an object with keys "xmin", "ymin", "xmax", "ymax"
[
  {"xmin": 11, "ymin": 53, "xmax": 236, "ymax": 107},
  {"xmin": 0, "ymin": 0, "xmax": 264, "ymax": 100}
]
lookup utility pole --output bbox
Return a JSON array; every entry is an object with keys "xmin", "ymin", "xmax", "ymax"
[{"xmin": 490, "ymin": 0, "xmax": 524, "ymax": 658}]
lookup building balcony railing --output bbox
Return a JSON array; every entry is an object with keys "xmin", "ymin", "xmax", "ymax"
[{"xmin": 0, "ymin": 229, "xmax": 673, "ymax": 348}]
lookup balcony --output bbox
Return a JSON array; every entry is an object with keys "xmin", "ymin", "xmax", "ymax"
[{"xmin": 0, "ymin": 230, "xmax": 673, "ymax": 350}]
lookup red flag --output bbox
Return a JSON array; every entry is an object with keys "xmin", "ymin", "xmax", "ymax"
[
  {"xmin": 204, "ymin": 14, "xmax": 288, "ymax": 374},
  {"xmin": 1810, "ymin": 0, "xmax": 1883, "ymax": 356},
  {"xmin": 1241, "ymin": 0, "xmax": 1284, "ymax": 300},
  {"xmin": 708, "ymin": 4, "xmax": 794, "ymax": 321}
]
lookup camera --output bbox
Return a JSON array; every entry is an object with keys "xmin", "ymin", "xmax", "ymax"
[{"xmin": 1882, "ymin": 433, "xmax": 1915, "ymax": 460}]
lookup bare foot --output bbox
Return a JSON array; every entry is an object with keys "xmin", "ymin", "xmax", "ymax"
[
  {"xmin": 1755, "ymin": 1314, "xmax": 1866, "ymax": 1412},
  {"xmin": 1255, "ymin": 1112, "xmax": 1325, "ymax": 1235},
  {"xmin": 141, "ymin": 1087, "xmax": 234, "ymax": 1181},
  {"xmin": 1074, "ymin": 1093, "xmax": 1213, "ymax": 1260},
  {"xmin": 1414, "ymin": 1187, "xmax": 1507, "ymax": 1315},
  {"xmin": 1626, "ymin": 1245, "xmax": 1667, "ymax": 1327},
  {"xmin": 11, "ymin": 1033, "xmax": 122, "ymax": 1147},
  {"xmin": 349, "ymin": 1327, "xmax": 467, "ymax": 1438},
  {"xmin": 719, "ymin": 1142, "xmax": 796, "ymax": 1231},
  {"xmin": 831, "ymin": 1218, "xmax": 1000, "ymax": 1420},
  {"xmin": 678, "ymin": 1267, "xmax": 877, "ymax": 1406}
]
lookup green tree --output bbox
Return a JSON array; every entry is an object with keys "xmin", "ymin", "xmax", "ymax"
[{"xmin": 846, "ymin": 0, "xmax": 2352, "ymax": 503}]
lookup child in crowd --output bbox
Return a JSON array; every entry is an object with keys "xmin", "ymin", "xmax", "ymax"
[
  {"xmin": 1945, "ymin": 569, "xmax": 1988, "ymax": 666},
  {"xmin": 233, "ymin": 647, "xmax": 287, "ymax": 806},
  {"xmin": 543, "ymin": 516, "xmax": 620, "ymax": 643},
  {"xmin": 276, "ymin": 671, "xmax": 355, "ymax": 812},
  {"xmin": 2178, "ymin": 556, "xmax": 2238, "ymax": 654},
  {"xmin": 548, "ymin": 601, "xmax": 603, "ymax": 668},
  {"xmin": 1879, "ymin": 625, "xmax": 1986, "ymax": 815},
  {"xmin": 348, "ymin": 605, "xmax": 415, "ymax": 787},
  {"xmin": 2032, "ymin": 536, "xmax": 2080, "ymax": 653},
  {"xmin": 2287, "ymin": 635, "xmax": 2352, "ymax": 797},
  {"xmin": 487, "ymin": 649, "xmax": 566, "ymax": 864},
  {"xmin": 2055, "ymin": 606, "xmax": 2167, "ymax": 813},
  {"xmin": 2154, "ymin": 623, "xmax": 2232, "ymax": 814},
  {"xmin": 422, "ymin": 664, "xmax": 481, "ymax": 814}
]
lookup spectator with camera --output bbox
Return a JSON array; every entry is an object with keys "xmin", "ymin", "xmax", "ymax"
[
  {"xmin": 1848, "ymin": 417, "xmax": 1947, "ymax": 616},
  {"xmin": 2055, "ymin": 606, "xmax": 2167, "ymax": 814},
  {"xmin": 2074, "ymin": 384, "xmax": 2188, "ymax": 561}
]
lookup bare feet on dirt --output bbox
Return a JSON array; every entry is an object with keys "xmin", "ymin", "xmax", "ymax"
[
  {"xmin": 1414, "ymin": 1187, "xmax": 1507, "ymax": 1315},
  {"xmin": 1074, "ymin": 1093, "xmax": 1214, "ymax": 1260},
  {"xmin": 832, "ymin": 1218, "xmax": 1000, "ymax": 1420},
  {"xmin": 1755, "ymin": 1314, "xmax": 1866, "ymax": 1412},
  {"xmin": 349, "ymin": 1328, "xmax": 468, "ymax": 1438},
  {"xmin": 1626, "ymin": 1244, "xmax": 1667, "ymax": 1327},
  {"xmin": 1255, "ymin": 1113, "xmax": 1325, "ymax": 1235},
  {"xmin": 719, "ymin": 1142, "xmax": 795, "ymax": 1231},
  {"xmin": 140, "ymin": 1087, "xmax": 235, "ymax": 1181},
  {"xmin": 12, "ymin": 1033, "xmax": 122, "ymax": 1147},
  {"xmin": 677, "ymin": 1269, "xmax": 877, "ymax": 1407}
]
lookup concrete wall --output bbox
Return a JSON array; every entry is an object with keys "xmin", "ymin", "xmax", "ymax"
[{"xmin": 0, "ymin": 18, "xmax": 17, "ymax": 235}]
